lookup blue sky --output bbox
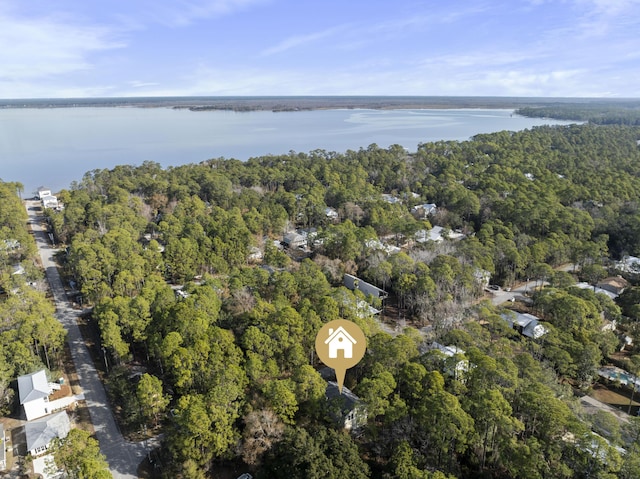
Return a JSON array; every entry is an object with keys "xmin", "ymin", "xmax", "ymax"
[{"xmin": 1, "ymin": 0, "xmax": 639, "ymax": 98}]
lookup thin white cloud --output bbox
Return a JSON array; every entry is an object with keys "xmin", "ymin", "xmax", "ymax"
[
  {"xmin": 144, "ymin": 0, "xmax": 269, "ymax": 27},
  {"xmin": 262, "ymin": 25, "xmax": 348, "ymax": 56},
  {"xmin": 128, "ymin": 81, "xmax": 161, "ymax": 88},
  {"xmin": 0, "ymin": 11, "xmax": 124, "ymax": 84}
]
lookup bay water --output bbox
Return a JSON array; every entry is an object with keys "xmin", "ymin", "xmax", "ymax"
[{"xmin": 0, "ymin": 107, "xmax": 574, "ymax": 195}]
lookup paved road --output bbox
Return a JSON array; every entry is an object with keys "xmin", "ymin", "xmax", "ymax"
[
  {"xmin": 489, "ymin": 281, "xmax": 541, "ymax": 306},
  {"xmin": 26, "ymin": 201, "xmax": 149, "ymax": 479}
]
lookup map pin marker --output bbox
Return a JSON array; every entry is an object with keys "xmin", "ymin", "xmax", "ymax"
[{"xmin": 315, "ymin": 319, "xmax": 367, "ymax": 394}]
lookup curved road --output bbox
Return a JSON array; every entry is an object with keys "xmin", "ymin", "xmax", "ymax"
[{"xmin": 27, "ymin": 201, "xmax": 148, "ymax": 479}]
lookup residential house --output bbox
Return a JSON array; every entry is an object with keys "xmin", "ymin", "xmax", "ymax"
[
  {"xmin": 429, "ymin": 342, "xmax": 469, "ymax": 380},
  {"xmin": 411, "ymin": 203, "xmax": 437, "ymax": 219},
  {"xmin": 247, "ymin": 246, "xmax": 263, "ymax": 263},
  {"xmin": 41, "ymin": 195, "xmax": 59, "ymax": 209},
  {"xmin": 325, "ymin": 381, "xmax": 367, "ymax": 432},
  {"xmin": 25, "ymin": 411, "xmax": 70, "ymax": 456},
  {"xmin": 1, "ymin": 239, "xmax": 20, "ymax": 251},
  {"xmin": 574, "ymin": 282, "xmax": 618, "ymax": 300},
  {"xmin": 344, "ymin": 274, "xmax": 388, "ymax": 299},
  {"xmin": 501, "ymin": 312, "xmax": 548, "ymax": 339},
  {"xmin": 18, "ymin": 370, "xmax": 76, "ymax": 421},
  {"xmin": 415, "ymin": 226, "xmax": 465, "ymax": 243},
  {"xmin": 18, "ymin": 370, "xmax": 54, "ymax": 420},
  {"xmin": 596, "ymin": 276, "xmax": 628, "ymax": 296},
  {"xmin": 616, "ymin": 255, "xmax": 640, "ymax": 274},
  {"xmin": 355, "ymin": 300, "xmax": 381, "ymax": 319},
  {"xmin": 364, "ymin": 239, "xmax": 400, "ymax": 256},
  {"xmin": 282, "ymin": 232, "xmax": 306, "ymax": 249},
  {"xmin": 473, "ymin": 268, "xmax": 491, "ymax": 288},
  {"xmin": 12, "ymin": 264, "xmax": 25, "ymax": 276},
  {"xmin": 37, "ymin": 187, "xmax": 52, "ymax": 200},
  {"xmin": 381, "ymin": 194, "xmax": 402, "ymax": 204},
  {"xmin": 325, "ymin": 207, "xmax": 339, "ymax": 221}
]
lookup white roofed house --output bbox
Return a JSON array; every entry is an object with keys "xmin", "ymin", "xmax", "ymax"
[
  {"xmin": 411, "ymin": 203, "xmax": 437, "ymax": 219},
  {"xmin": 415, "ymin": 226, "xmax": 465, "ymax": 244},
  {"xmin": 41, "ymin": 195, "xmax": 59, "ymax": 209},
  {"xmin": 325, "ymin": 207, "xmax": 339, "ymax": 221},
  {"xmin": 37, "ymin": 187, "xmax": 52, "ymax": 200},
  {"xmin": 25, "ymin": 411, "xmax": 71, "ymax": 456},
  {"xmin": 18, "ymin": 369, "xmax": 77, "ymax": 421},
  {"xmin": 18, "ymin": 370, "xmax": 54, "ymax": 421},
  {"xmin": 429, "ymin": 342, "xmax": 470, "ymax": 380},
  {"xmin": 501, "ymin": 312, "xmax": 548, "ymax": 339}
]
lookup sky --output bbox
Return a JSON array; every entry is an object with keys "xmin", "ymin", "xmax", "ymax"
[{"xmin": 0, "ymin": 0, "xmax": 639, "ymax": 98}]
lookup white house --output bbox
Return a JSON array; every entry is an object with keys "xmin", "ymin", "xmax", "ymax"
[
  {"xmin": 41, "ymin": 195, "xmax": 59, "ymax": 209},
  {"xmin": 501, "ymin": 312, "xmax": 548, "ymax": 339},
  {"xmin": 381, "ymin": 194, "xmax": 402, "ymax": 204},
  {"xmin": 616, "ymin": 255, "xmax": 640, "ymax": 274},
  {"xmin": 429, "ymin": 342, "xmax": 470, "ymax": 380},
  {"xmin": 411, "ymin": 203, "xmax": 437, "ymax": 218},
  {"xmin": 25, "ymin": 411, "xmax": 70, "ymax": 456},
  {"xmin": 282, "ymin": 232, "xmax": 306, "ymax": 249},
  {"xmin": 18, "ymin": 370, "xmax": 53, "ymax": 420},
  {"xmin": 325, "ymin": 326, "xmax": 357, "ymax": 359},
  {"xmin": 415, "ymin": 226, "xmax": 465, "ymax": 243},
  {"xmin": 364, "ymin": 239, "xmax": 401, "ymax": 256},
  {"xmin": 325, "ymin": 207, "xmax": 339, "ymax": 220},
  {"xmin": 37, "ymin": 187, "xmax": 52, "ymax": 200}
]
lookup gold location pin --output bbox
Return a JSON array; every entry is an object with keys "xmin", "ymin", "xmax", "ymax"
[{"xmin": 315, "ymin": 319, "xmax": 366, "ymax": 394}]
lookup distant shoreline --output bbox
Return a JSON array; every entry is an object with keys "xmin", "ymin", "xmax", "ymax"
[{"xmin": 1, "ymin": 95, "xmax": 638, "ymax": 112}]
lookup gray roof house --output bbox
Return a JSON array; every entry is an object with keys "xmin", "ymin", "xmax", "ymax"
[
  {"xmin": 25, "ymin": 411, "xmax": 71, "ymax": 456},
  {"xmin": 18, "ymin": 370, "xmax": 53, "ymax": 420},
  {"xmin": 411, "ymin": 203, "xmax": 437, "ymax": 218},
  {"xmin": 501, "ymin": 312, "xmax": 548, "ymax": 339},
  {"xmin": 325, "ymin": 381, "xmax": 367, "ymax": 432},
  {"xmin": 344, "ymin": 274, "xmax": 387, "ymax": 299},
  {"xmin": 282, "ymin": 232, "xmax": 306, "ymax": 249},
  {"xmin": 429, "ymin": 342, "xmax": 469, "ymax": 380}
]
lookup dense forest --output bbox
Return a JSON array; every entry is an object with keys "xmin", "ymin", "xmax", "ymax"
[
  {"xmin": 6, "ymin": 119, "xmax": 640, "ymax": 478},
  {"xmin": 517, "ymin": 102, "xmax": 640, "ymax": 125}
]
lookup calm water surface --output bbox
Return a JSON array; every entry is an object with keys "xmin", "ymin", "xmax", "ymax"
[{"xmin": 0, "ymin": 107, "xmax": 574, "ymax": 194}]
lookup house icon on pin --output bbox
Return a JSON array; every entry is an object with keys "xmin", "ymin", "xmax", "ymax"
[{"xmin": 325, "ymin": 326, "xmax": 357, "ymax": 359}]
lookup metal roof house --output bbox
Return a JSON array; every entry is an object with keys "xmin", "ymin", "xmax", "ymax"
[
  {"xmin": 325, "ymin": 381, "xmax": 367, "ymax": 432},
  {"xmin": 25, "ymin": 411, "xmax": 70, "ymax": 456},
  {"xmin": 18, "ymin": 370, "xmax": 53, "ymax": 421},
  {"xmin": 37, "ymin": 187, "xmax": 52, "ymax": 200},
  {"xmin": 344, "ymin": 274, "xmax": 387, "ymax": 299},
  {"xmin": 501, "ymin": 312, "xmax": 548, "ymax": 339},
  {"xmin": 282, "ymin": 232, "xmax": 306, "ymax": 249}
]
